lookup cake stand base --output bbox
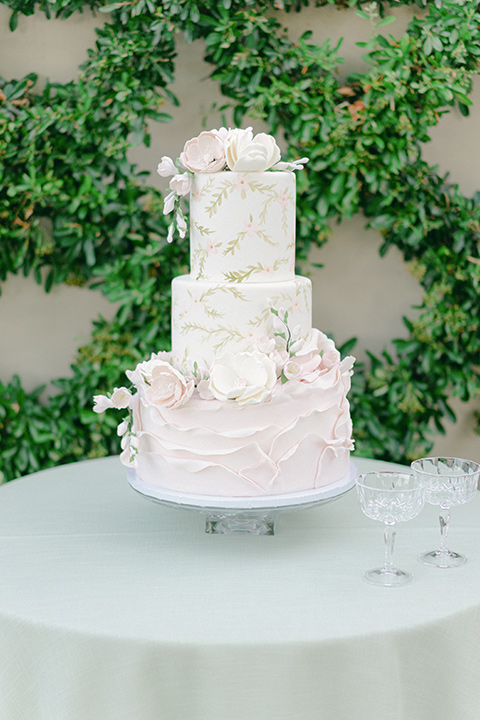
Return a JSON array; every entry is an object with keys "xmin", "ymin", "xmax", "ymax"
[
  {"xmin": 205, "ymin": 513, "xmax": 275, "ymax": 535},
  {"xmin": 127, "ymin": 462, "xmax": 357, "ymax": 535}
]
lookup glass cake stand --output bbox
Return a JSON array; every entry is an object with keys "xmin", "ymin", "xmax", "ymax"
[{"xmin": 127, "ymin": 462, "xmax": 357, "ymax": 535}]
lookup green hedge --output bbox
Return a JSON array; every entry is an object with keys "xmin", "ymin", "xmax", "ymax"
[{"xmin": 1, "ymin": 0, "xmax": 479, "ymax": 482}]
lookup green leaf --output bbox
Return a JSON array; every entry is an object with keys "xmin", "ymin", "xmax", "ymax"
[
  {"xmin": 339, "ymin": 337, "xmax": 357, "ymax": 356},
  {"xmin": 376, "ymin": 16, "xmax": 397, "ymax": 28},
  {"xmin": 423, "ymin": 36, "xmax": 433, "ymax": 55},
  {"xmin": 98, "ymin": 3, "xmax": 123, "ymax": 12},
  {"xmin": 45, "ymin": 268, "xmax": 56, "ymax": 293},
  {"xmin": 9, "ymin": 11, "xmax": 18, "ymax": 31}
]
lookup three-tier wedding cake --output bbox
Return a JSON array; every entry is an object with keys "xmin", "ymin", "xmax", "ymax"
[{"xmin": 94, "ymin": 128, "xmax": 355, "ymax": 497}]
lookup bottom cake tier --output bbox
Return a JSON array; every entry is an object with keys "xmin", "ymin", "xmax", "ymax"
[{"xmin": 120, "ymin": 356, "xmax": 354, "ymax": 497}]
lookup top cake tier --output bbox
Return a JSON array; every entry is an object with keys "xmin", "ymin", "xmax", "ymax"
[{"xmin": 190, "ymin": 171, "xmax": 296, "ymax": 283}]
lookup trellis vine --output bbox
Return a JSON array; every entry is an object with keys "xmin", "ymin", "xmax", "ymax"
[{"xmin": 0, "ymin": 0, "xmax": 479, "ymax": 482}]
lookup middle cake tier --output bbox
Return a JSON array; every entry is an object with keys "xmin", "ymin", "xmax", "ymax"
[{"xmin": 171, "ymin": 275, "xmax": 312, "ymax": 373}]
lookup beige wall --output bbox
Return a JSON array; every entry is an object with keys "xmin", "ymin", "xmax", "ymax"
[{"xmin": 0, "ymin": 4, "xmax": 478, "ymax": 462}]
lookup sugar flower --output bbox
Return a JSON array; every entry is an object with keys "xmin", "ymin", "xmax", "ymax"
[
  {"xmin": 157, "ymin": 156, "xmax": 177, "ymax": 177},
  {"xmin": 126, "ymin": 352, "xmax": 173, "ymax": 388},
  {"xmin": 169, "ymin": 172, "xmax": 190, "ymax": 197},
  {"xmin": 93, "ymin": 387, "xmax": 132, "ymax": 413},
  {"xmin": 176, "ymin": 213, "xmax": 187, "ymax": 239},
  {"xmin": 93, "ymin": 394, "xmax": 113, "ymax": 413},
  {"xmin": 163, "ymin": 191, "xmax": 176, "ymax": 215},
  {"xmin": 273, "ymin": 157, "xmax": 309, "ymax": 172},
  {"xmin": 179, "ymin": 130, "xmax": 226, "ymax": 174},
  {"xmin": 144, "ymin": 363, "xmax": 194, "ymax": 409},
  {"xmin": 209, "ymin": 350, "xmax": 277, "ymax": 405},
  {"xmin": 225, "ymin": 128, "xmax": 280, "ymax": 172}
]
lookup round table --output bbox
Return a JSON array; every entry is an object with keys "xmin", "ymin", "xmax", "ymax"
[{"xmin": 0, "ymin": 456, "xmax": 479, "ymax": 720}]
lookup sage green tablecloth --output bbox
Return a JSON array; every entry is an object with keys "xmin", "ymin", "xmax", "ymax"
[{"xmin": 0, "ymin": 456, "xmax": 479, "ymax": 720}]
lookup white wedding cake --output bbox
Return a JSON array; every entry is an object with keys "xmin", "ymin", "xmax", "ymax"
[{"xmin": 94, "ymin": 128, "xmax": 355, "ymax": 497}]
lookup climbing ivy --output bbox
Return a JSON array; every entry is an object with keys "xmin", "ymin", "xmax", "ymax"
[{"xmin": 0, "ymin": 0, "xmax": 479, "ymax": 482}]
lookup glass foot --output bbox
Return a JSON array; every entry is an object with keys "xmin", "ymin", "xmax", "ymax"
[
  {"xmin": 363, "ymin": 567, "xmax": 413, "ymax": 587},
  {"xmin": 419, "ymin": 549, "xmax": 467, "ymax": 568},
  {"xmin": 205, "ymin": 514, "xmax": 275, "ymax": 535}
]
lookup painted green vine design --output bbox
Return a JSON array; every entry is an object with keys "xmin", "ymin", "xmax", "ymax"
[{"xmin": 1, "ymin": 0, "xmax": 479, "ymax": 482}]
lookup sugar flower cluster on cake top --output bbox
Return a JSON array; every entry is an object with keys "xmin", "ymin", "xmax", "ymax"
[{"xmin": 157, "ymin": 127, "xmax": 308, "ymax": 243}]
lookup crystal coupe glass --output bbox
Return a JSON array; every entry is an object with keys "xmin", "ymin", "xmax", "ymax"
[
  {"xmin": 411, "ymin": 457, "xmax": 480, "ymax": 568},
  {"xmin": 356, "ymin": 472, "xmax": 425, "ymax": 586}
]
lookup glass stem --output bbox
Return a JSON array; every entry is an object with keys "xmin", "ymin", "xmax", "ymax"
[
  {"xmin": 438, "ymin": 509, "xmax": 451, "ymax": 553},
  {"xmin": 383, "ymin": 522, "xmax": 396, "ymax": 570}
]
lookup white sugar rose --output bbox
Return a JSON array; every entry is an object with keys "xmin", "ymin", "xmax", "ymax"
[
  {"xmin": 126, "ymin": 352, "xmax": 173, "ymax": 388},
  {"xmin": 144, "ymin": 363, "xmax": 194, "ymax": 409},
  {"xmin": 225, "ymin": 127, "xmax": 253, "ymax": 169},
  {"xmin": 179, "ymin": 130, "xmax": 226, "ymax": 173},
  {"xmin": 298, "ymin": 328, "xmax": 341, "ymax": 370},
  {"xmin": 209, "ymin": 351, "xmax": 277, "ymax": 405},
  {"xmin": 287, "ymin": 328, "xmax": 341, "ymax": 383},
  {"xmin": 225, "ymin": 128, "xmax": 281, "ymax": 172}
]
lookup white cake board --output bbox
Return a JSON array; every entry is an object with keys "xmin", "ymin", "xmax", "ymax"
[{"xmin": 127, "ymin": 462, "xmax": 357, "ymax": 535}]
